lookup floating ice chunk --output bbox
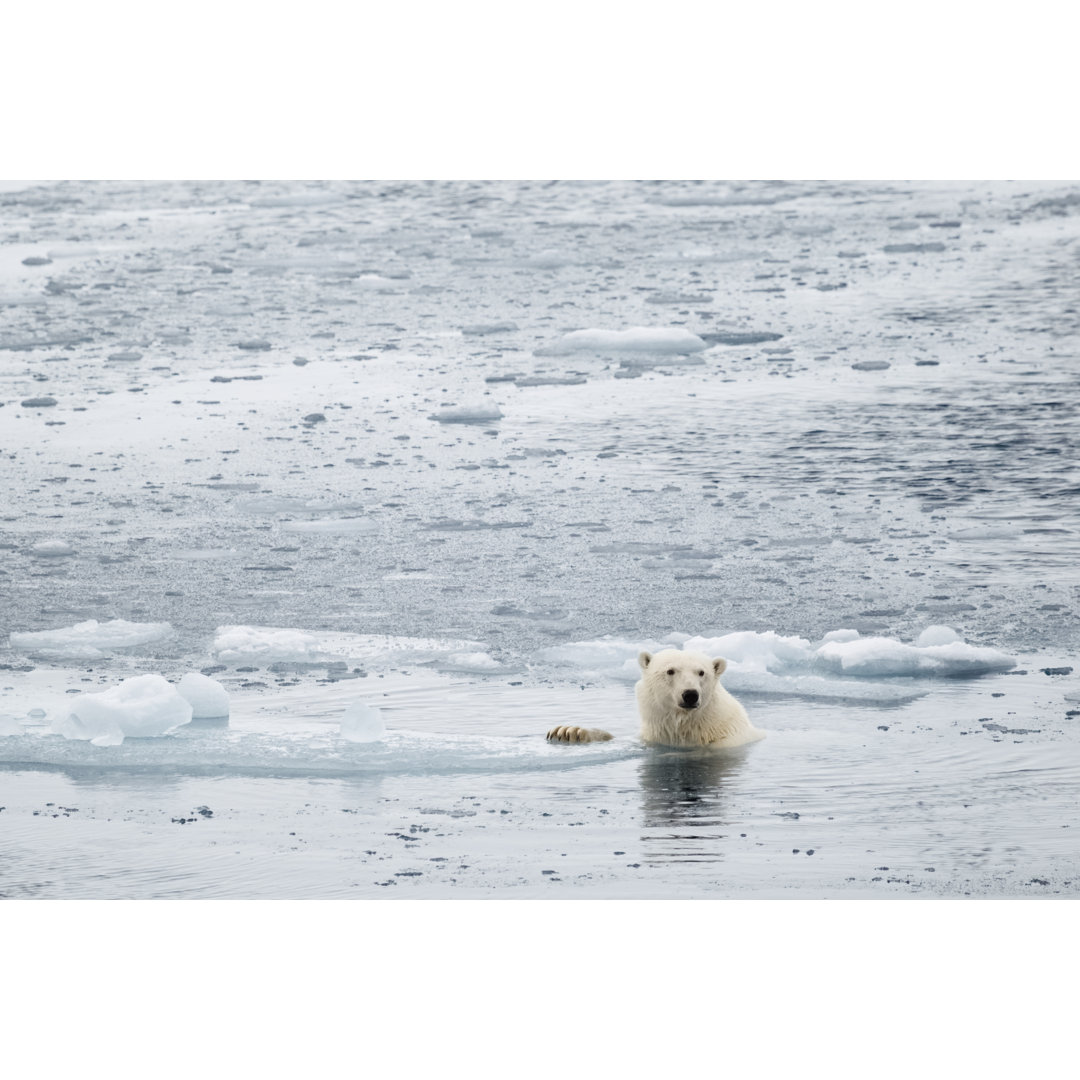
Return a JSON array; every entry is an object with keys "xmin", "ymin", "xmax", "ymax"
[
  {"xmin": 438, "ymin": 652, "xmax": 505, "ymax": 674},
  {"xmin": 543, "ymin": 627, "xmax": 1016, "ymax": 696},
  {"xmin": 52, "ymin": 675, "xmax": 193, "ymax": 747},
  {"xmin": 10, "ymin": 619, "xmax": 173, "ymax": 659},
  {"xmin": 341, "ymin": 701, "xmax": 385, "ymax": 743},
  {"xmin": 280, "ymin": 518, "xmax": 377, "ymax": 535},
  {"xmin": 683, "ymin": 630, "xmax": 816, "ymax": 674},
  {"xmin": 30, "ymin": 539, "xmax": 75, "ymax": 558},
  {"xmin": 536, "ymin": 327, "xmax": 707, "ymax": 356},
  {"xmin": 213, "ymin": 626, "xmax": 323, "ymax": 662},
  {"xmin": 177, "ymin": 673, "xmax": 230, "ymax": 719},
  {"xmin": 814, "ymin": 635, "xmax": 1016, "ymax": 677},
  {"xmin": 428, "ymin": 402, "xmax": 503, "ymax": 424},
  {"xmin": 721, "ymin": 671, "xmax": 926, "ymax": 703}
]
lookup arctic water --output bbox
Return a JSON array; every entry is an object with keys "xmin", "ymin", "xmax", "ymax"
[{"xmin": 2, "ymin": 179, "xmax": 1079, "ymax": 898}]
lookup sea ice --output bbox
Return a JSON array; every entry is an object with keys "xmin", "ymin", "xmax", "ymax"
[
  {"xmin": 280, "ymin": 518, "xmax": 378, "ymax": 535},
  {"xmin": 462, "ymin": 322, "xmax": 519, "ymax": 335},
  {"xmin": 0, "ymin": 727, "xmax": 640, "ymax": 777},
  {"xmin": 211, "ymin": 626, "xmax": 486, "ymax": 665},
  {"xmin": 438, "ymin": 652, "xmax": 506, "ymax": 673},
  {"xmin": 541, "ymin": 627, "xmax": 1016, "ymax": 701},
  {"xmin": 535, "ymin": 327, "xmax": 708, "ymax": 356},
  {"xmin": 30, "ymin": 539, "xmax": 75, "ymax": 558},
  {"xmin": 9, "ymin": 619, "xmax": 173, "ymax": 659},
  {"xmin": 0, "ymin": 714, "xmax": 23, "ymax": 737},
  {"xmin": 51, "ymin": 674, "xmax": 193, "ymax": 747},
  {"xmin": 340, "ymin": 701, "xmax": 385, "ymax": 743},
  {"xmin": 177, "ymin": 673, "xmax": 230, "ymax": 718},
  {"xmin": 428, "ymin": 403, "xmax": 504, "ymax": 424}
]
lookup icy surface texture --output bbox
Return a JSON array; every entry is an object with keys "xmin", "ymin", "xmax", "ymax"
[
  {"xmin": 0, "ymin": 727, "xmax": 638, "ymax": 776},
  {"xmin": 0, "ymin": 714, "xmax": 24, "ymax": 736},
  {"xmin": 9, "ymin": 620, "xmax": 173, "ymax": 660},
  {"xmin": 211, "ymin": 626, "xmax": 485, "ymax": 665},
  {"xmin": 176, "ymin": 673, "xmax": 230, "ymax": 718},
  {"xmin": 50, "ymin": 674, "xmax": 194, "ymax": 747},
  {"xmin": 340, "ymin": 701, "xmax": 385, "ymax": 743}
]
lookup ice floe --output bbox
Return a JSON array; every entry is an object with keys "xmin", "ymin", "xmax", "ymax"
[
  {"xmin": 535, "ymin": 327, "xmax": 707, "ymax": 356},
  {"xmin": 0, "ymin": 728, "xmax": 641, "ymax": 777},
  {"xmin": 539, "ymin": 627, "xmax": 1016, "ymax": 702},
  {"xmin": 9, "ymin": 619, "xmax": 173, "ymax": 660},
  {"xmin": 30, "ymin": 539, "xmax": 75, "ymax": 558},
  {"xmin": 177, "ymin": 673, "xmax": 230, "ymax": 718},
  {"xmin": 428, "ymin": 402, "xmax": 504, "ymax": 424},
  {"xmin": 51, "ymin": 674, "xmax": 193, "ymax": 747}
]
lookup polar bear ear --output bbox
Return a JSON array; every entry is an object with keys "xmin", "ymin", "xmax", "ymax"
[
  {"xmin": 638, "ymin": 651, "xmax": 653, "ymax": 671},
  {"xmin": 712, "ymin": 657, "xmax": 727, "ymax": 677}
]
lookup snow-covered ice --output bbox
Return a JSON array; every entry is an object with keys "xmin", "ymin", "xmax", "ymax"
[{"xmin": 9, "ymin": 619, "xmax": 173, "ymax": 659}]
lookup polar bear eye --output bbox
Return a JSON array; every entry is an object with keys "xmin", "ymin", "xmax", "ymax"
[
  {"xmin": 698, "ymin": 670, "xmax": 705, "ymax": 677},
  {"xmin": 666, "ymin": 669, "xmax": 675, "ymax": 676}
]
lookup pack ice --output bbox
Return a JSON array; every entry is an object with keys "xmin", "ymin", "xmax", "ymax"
[
  {"xmin": 9, "ymin": 619, "xmax": 173, "ymax": 660},
  {"xmin": 540, "ymin": 626, "xmax": 1016, "ymax": 702},
  {"xmin": 51, "ymin": 675, "xmax": 194, "ymax": 747}
]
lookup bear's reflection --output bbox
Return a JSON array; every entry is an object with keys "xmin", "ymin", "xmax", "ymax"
[{"xmin": 637, "ymin": 746, "xmax": 750, "ymax": 864}]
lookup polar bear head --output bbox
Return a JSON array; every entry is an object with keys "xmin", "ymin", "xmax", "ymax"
[{"xmin": 637, "ymin": 648, "xmax": 727, "ymax": 712}]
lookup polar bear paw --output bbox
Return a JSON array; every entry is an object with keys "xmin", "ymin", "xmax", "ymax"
[{"xmin": 546, "ymin": 725, "xmax": 613, "ymax": 743}]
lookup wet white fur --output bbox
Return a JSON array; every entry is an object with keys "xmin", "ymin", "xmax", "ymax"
[{"xmin": 636, "ymin": 648, "xmax": 764, "ymax": 748}]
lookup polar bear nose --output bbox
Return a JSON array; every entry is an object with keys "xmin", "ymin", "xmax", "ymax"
[{"xmin": 680, "ymin": 688, "xmax": 699, "ymax": 707}]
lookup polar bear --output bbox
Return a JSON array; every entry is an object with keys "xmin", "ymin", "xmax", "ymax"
[{"xmin": 546, "ymin": 648, "xmax": 764, "ymax": 749}]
